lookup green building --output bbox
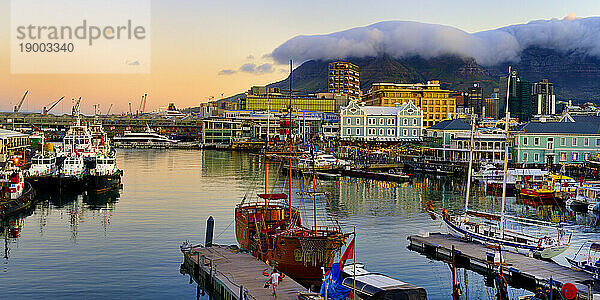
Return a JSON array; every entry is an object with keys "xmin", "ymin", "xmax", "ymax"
[{"xmin": 513, "ymin": 118, "xmax": 600, "ymax": 166}]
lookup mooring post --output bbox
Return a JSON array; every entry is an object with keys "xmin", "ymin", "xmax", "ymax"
[{"xmin": 206, "ymin": 216, "xmax": 214, "ymax": 247}]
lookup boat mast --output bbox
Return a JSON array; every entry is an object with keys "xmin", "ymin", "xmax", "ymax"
[
  {"xmin": 288, "ymin": 59, "xmax": 293, "ymax": 217},
  {"xmin": 464, "ymin": 114, "xmax": 476, "ymax": 213},
  {"xmin": 500, "ymin": 66, "xmax": 512, "ymax": 238}
]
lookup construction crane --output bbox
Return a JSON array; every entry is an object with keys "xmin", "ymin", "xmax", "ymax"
[
  {"xmin": 13, "ymin": 91, "xmax": 29, "ymax": 113},
  {"xmin": 42, "ymin": 96, "xmax": 65, "ymax": 115},
  {"xmin": 71, "ymin": 97, "xmax": 82, "ymax": 116},
  {"xmin": 106, "ymin": 103, "xmax": 113, "ymax": 115},
  {"xmin": 138, "ymin": 93, "xmax": 148, "ymax": 115}
]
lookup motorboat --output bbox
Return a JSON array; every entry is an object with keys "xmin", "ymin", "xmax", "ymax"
[
  {"xmin": 113, "ymin": 125, "xmax": 178, "ymax": 146},
  {"xmin": 0, "ymin": 166, "xmax": 35, "ymax": 220}
]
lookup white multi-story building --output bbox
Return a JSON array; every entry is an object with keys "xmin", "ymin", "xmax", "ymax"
[{"xmin": 339, "ymin": 101, "xmax": 423, "ymax": 142}]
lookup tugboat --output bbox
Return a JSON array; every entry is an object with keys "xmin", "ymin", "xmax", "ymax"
[
  {"xmin": 26, "ymin": 152, "xmax": 57, "ymax": 189},
  {"xmin": 87, "ymin": 118, "xmax": 122, "ymax": 194},
  {"xmin": 0, "ymin": 165, "xmax": 35, "ymax": 220},
  {"xmin": 58, "ymin": 154, "xmax": 86, "ymax": 190},
  {"xmin": 88, "ymin": 154, "xmax": 121, "ymax": 193}
]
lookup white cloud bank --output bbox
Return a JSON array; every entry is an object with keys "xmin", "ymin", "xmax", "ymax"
[{"xmin": 270, "ymin": 15, "xmax": 600, "ymax": 66}]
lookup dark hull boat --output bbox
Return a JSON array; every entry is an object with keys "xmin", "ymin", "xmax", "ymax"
[
  {"xmin": 87, "ymin": 170, "xmax": 122, "ymax": 194},
  {"xmin": 25, "ymin": 174, "xmax": 56, "ymax": 190},
  {"xmin": 0, "ymin": 182, "xmax": 35, "ymax": 220}
]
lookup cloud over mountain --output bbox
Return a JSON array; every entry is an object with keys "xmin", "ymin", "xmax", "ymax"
[{"xmin": 271, "ymin": 15, "xmax": 600, "ymax": 66}]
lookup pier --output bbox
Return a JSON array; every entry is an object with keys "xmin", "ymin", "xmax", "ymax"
[
  {"xmin": 408, "ymin": 233, "xmax": 599, "ymax": 299},
  {"xmin": 181, "ymin": 244, "xmax": 306, "ymax": 299}
]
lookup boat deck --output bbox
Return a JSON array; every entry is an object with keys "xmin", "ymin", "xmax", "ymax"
[
  {"xmin": 408, "ymin": 233, "xmax": 598, "ymax": 299},
  {"xmin": 181, "ymin": 244, "xmax": 307, "ymax": 299}
]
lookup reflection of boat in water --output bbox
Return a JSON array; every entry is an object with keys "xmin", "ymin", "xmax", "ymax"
[{"xmin": 83, "ymin": 188, "xmax": 120, "ymax": 209}]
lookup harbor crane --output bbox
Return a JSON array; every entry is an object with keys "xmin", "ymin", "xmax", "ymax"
[
  {"xmin": 106, "ymin": 103, "xmax": 113, "ymax": 115},
  {"xmin": 13, "ymin": 90, "xmax": 29, "ymax": 113},
  {"xmin": 42, "ymin": 96, "xmax": 65, "ymax": 115},
  {"xmin": 138, "ymin": 93, "xmax": 148, "ymax": 115},
  {"xmin": 71, "ymin": 97, "xmax": 82, "ymax": 116}
]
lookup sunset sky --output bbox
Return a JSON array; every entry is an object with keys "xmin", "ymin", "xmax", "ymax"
[{"xmin": 0, "ymin": 0, "xmax": 595, "ymax": 114}]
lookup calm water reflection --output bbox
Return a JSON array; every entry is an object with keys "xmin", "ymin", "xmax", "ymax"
[{"xmin": 1, "ymin": 150, "xmax": 595, "ymax": 299}]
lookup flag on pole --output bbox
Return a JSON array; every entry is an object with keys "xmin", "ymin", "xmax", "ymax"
[{"xmin": 339, "ymin": 237, "xmax": 355, "ymax": 267}]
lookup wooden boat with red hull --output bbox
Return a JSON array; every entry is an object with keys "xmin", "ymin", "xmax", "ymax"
[
  {"xmin": 235, "ymin": 195, "xmax": 348, "ymax": 288},
  {"xmin": 236, "ymin": 60, "xmax": 348, "ymax": 289}
]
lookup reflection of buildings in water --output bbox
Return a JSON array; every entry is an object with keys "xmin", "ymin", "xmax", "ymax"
[{"xmin": 330, "ymin": 177, "xmax": 427, "ymax": 216}]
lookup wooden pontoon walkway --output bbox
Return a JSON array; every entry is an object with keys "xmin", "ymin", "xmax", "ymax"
[
  {"xmin": 408, "ymin": 233, "xmax": 599, "ymax": 299},
  {"xmin": 182, "ymin": 244, "xmax": 307, "ymax": 299}
]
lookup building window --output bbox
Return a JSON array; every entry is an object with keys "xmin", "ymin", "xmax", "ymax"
[
  {"xmin": 403, "ymin": 129, "xmax": 408, "ymax": 136},
  {"xmin": 356, "ymin": 128, "xmax": 360, "ymax": 135},
  {"xmin": 346, "ymin": 128, "xmax": 351, "ymax": 136},
  {"xmin": 379, "ymin": 128, "xmax": 384, "ymax": 135},
  {"xmin": 356, "ymin": 118, "xmax": 360, "ymax": 125},
  {"xmin": 523, "ymin": 137, "xmax": 528, "ymax": 146},
  {"xmin": 572, "ymin": 138, "xmax": 577, "ymax": 146},
  {"xmin": 379, "ymin": 118, "xmax": 384, "ymax": 125},
  {"xmin": 413, "ymin": 119, "xmax": 417, "ymax": 125},
  {"xmin": 523, "ymin": 153, "xmax": 528, "ymax": 162},
  {"xmin": 534, "ymin": 153, "xmax": 540, "ymax": 162},
  {"xmin": 585, "ymin": 153, "xmax": 590, "ymax": 161},
  {"xmin": 403, "ymin": 118, "xmax": 408, "ymax": 125},
  {"xmin": 387, "ymin": 129, "xmax": 393, "ymax": 136},
  {"xmin": 585, "ymin": 138, "xmax": 589, "ymax": 146},
  {"xmin": 560, "ymin": 152, "xmax": 567, "ymax": 162},
  {"xmin": 412, "ymin": 129, "xmax": 417, "ymax": 136},
  {"xmin": 573, "ymin": 152, "xmax": 579, "ymax": 161},
  {"xmin": 560, "ymin": 138, "xmax": 566, "ymax": 146},
  {"xmin": 534, "ymin": 137, "xmax": 540, "ymax": 146}
]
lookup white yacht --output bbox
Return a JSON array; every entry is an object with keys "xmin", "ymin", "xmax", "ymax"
[{"xmin": 113, "ymin": 125, "xmax": 178, "ymax": 146}]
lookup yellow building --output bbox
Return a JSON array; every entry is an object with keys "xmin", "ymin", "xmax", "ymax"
[
  {"xmin": 241, "ymin": 94, "xmax": 336, "ymax": 113},
  {"xmin": 362, "ymin": 81, "xmax": 456, "ymax": 127}
]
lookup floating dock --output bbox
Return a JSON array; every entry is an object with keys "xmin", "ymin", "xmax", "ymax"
[
  {"xmin": 408, "ymin": 233, "xmax": 599, "ymax": 299},
  {"xmin": 181, "ymin": 244, "xmax": 306, "ymax": 299}
]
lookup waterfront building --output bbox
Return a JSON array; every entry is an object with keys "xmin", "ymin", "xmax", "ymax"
[
  {"xmin": 339, "ymin": 101, "xmax": 423, "ymax": 142},
  {"xmin": 464, "ymin": 84, "xmax": 484, "ymax": 117},
  {"xmin": 201, "ymin": 118, "xmax": 242, "ymax": 145},
  {"xmin": 239, "ymin": 86, "xmax": 338, "ymax": 113},
  {"xmin": 513, "ymin": 118, "xmax": 600, "ymax": 166},
  {"xmin": 532, "ymin": 79, "xmax": 556, "ymax": 117},
  {"xmin": 499, "ymin": 70, "xmax": 533, "ymax": 122},
  {"xmin": 0, "ymin": 128, "xmax": 30, "ymax": 163},
  {"xmin": 361, "ymin": 81, "xmax": 456, "ymax": 127},
  {"xmin": 328, "ymin": 61, "xmax": 360, "ymax": 102}
]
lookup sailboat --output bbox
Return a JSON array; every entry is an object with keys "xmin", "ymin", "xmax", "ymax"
[
  {"xmin": 428, "ymin": 67, "xmax": 571, "ymax": 259},
  {"xmin": 235, "ymin": 60, "xmax": 349, "ymax": 288}
]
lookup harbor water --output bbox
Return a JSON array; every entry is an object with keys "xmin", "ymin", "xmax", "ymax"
[{"xmin": 2, "ymin": 150, "xmax": 596, "ymax": 299}]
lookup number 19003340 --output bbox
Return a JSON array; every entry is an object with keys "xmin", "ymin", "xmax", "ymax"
[{"xmin": 19, "ymin": 43, "xmax": 74, "ymax": 53}]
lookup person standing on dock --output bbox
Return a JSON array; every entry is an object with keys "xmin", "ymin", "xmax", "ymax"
[{"xmin": 267, "ymin": 269, "xmax": 281, "ymax": 299}]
